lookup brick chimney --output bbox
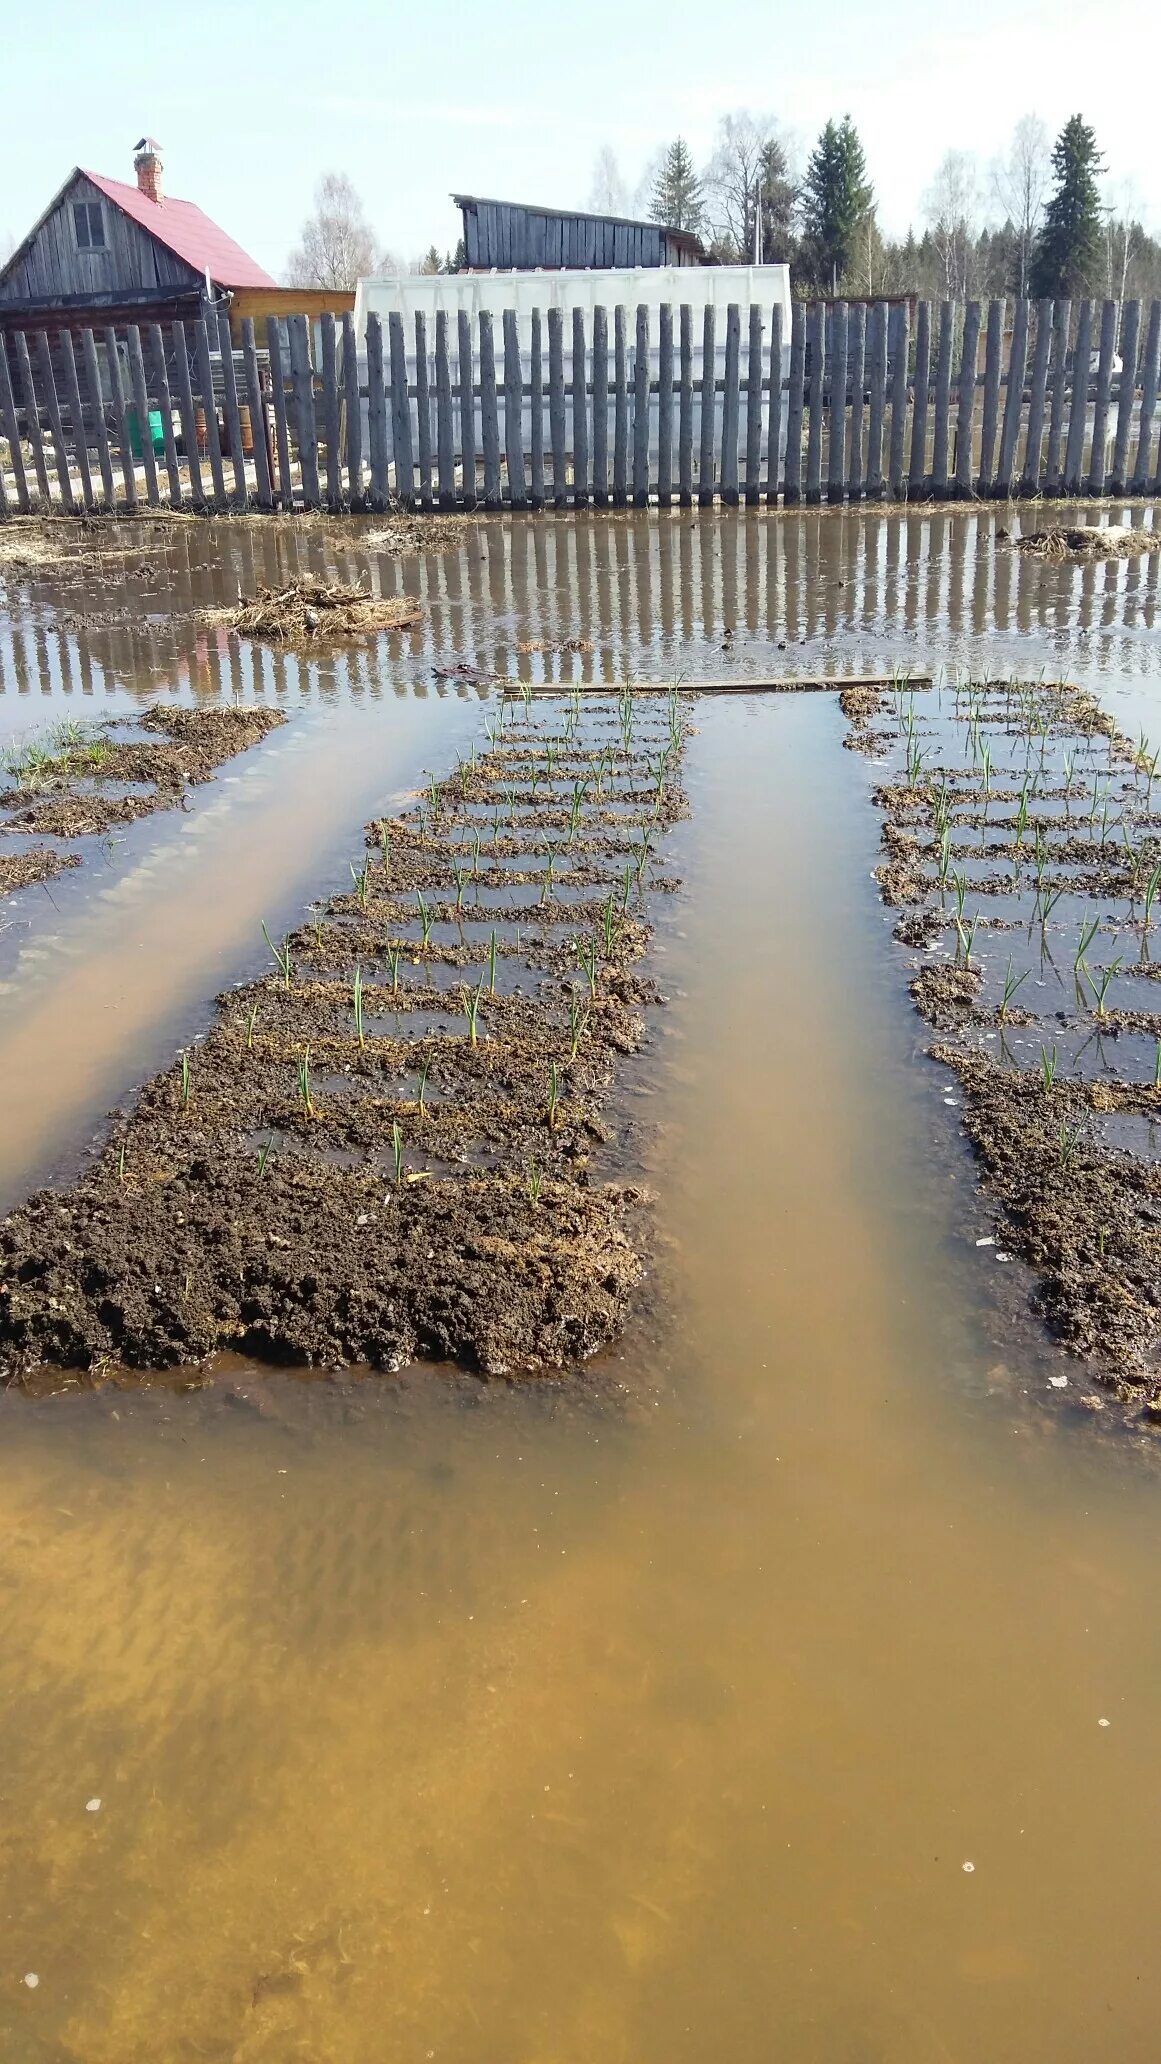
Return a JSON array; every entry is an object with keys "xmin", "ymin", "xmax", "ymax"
[{"xmin": 133, "ymin": 137, "xmax": 163, "ymax": 205}]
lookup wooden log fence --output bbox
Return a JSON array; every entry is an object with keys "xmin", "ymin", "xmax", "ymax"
[{"xmin": 2, "ymin": 297, "xmax": 1161, "ymax": 519}]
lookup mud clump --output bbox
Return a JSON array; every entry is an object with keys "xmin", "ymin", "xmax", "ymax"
[
  {"xmin": 0, "ymin": 694, "xmax": 691, "ymax": 1385},
  {"xmin": 1008, "ymin": 526, "xmax": 1160, "ymax": 562},
  {"xmin": 210, "ymin": 579, "xmax": 423, "ymax": 645},
  {"xmin": 0, "ymin": 848, "xmax": 81, "ymax": 894}
]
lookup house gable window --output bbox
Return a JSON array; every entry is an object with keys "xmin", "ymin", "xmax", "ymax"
[{"xmin": 72, "ymin": 202, "xmax": 106, "ymax": 251}]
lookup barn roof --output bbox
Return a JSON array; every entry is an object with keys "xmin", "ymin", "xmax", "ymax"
[
  {"xmin": 451, "ymin": 193, "xmax": 706, "ymax": 260},
  {"xmin": 82, "ymin": 169, "xmax": 277, "ymax": 288}
]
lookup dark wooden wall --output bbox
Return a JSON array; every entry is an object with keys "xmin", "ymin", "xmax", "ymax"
[
  {"xmin": 0, "ymin": 173, "xmax": 202, "ymax": 309},
  {"xmin": 460, "ymin": 199, "xmax": 694, "ymax": 270}
]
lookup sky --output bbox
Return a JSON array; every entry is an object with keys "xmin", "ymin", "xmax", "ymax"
[{"xmin": 4, "ymin": 0, "xmax": 1159, "ymax": 273}]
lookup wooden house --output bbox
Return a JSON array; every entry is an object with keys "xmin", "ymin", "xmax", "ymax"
[
  {"xmin": 0, "ymin": 140, "xmax": 276, "ymax": 333},
  {"xmin": 452, "ymin": 194, "xmax": 707, "ymax": 271}
]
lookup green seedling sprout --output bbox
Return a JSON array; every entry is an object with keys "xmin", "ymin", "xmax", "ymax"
[
  {"xmin": 954, "ymin": 913, "xmax": 979, "ymax": 966},
  {"xmin": 620, "ymin": 863, "xmax": 633, "ymax": 915},
  {"xmin": 350, "ymin": 856, "xmax": 371, "ymax": 909},
  {"xmin": 298, "ymin": 1046, "xmax": 314, "ymax": 1120},
  {"xmin": 1074, "ymin": 915, "xmax": 1100, "ymax": 984},
  {"xmin": 452, "ymin": 860, "xmax": 468, "ymax": 913},
  {"xmin": 487, "ymin": 929, "xmax": 498, "ymax": 995},
  {"xmin": 261, "ymin": 920, "xmax": 292, "ymax": 991},
  {"xmin": 1058, "ymin": 1116, "xmax": 1084, "ymax": 1173},
  {"xmin": 417, "ymin": 892, "xmax": 433, "ymax": 949},
  {"xmin": 579, "ymin": 936, "xmax": 599, "ymax": 999},
  {"xmin": 1090, "ymin": 957, "xmax": 1122, "ymax": 1019},
  {"xmin": 603, "ymin": 894, "xmax": 618, "ymax": 958},
  {"xmin": 527, "ymin": 1164, "xmax": 543, "ymax": 1206},
  {"xmin": 246, "ymin": 1000, "xmax": 259, "ymax": 1051},
  {"xmin": 387, "ymin": 942, "xmax": 402, "ymax": 993},
  {"xmin": 568, "ymin": 993, "xmax": 590, "ymax": 1060},
  {"xmin": 417, "ymin": 1057, "xmax": 431, "ymax": 1115},
  {"xmin": 546, "ymin": 1059, "xmax": 562, "ymax": 1130},
  {"xmin": 461, "ymin": 976, "xmax": 485, "ymax": 1046},
  {"xmin": 938, "ymin": 826, "xmax": 952, "ymax": 885},
  {"xmin": 1040, "ymin": 1044, "xmax": 1058, "ymax": 1091},
  {"xmin": 999, "ymin": 955, "xmax": 1029, "ymax": 1022},
  {"xmin": 180, "ymin": 1051, "xmax": 191, "ymax": 1110},
  {"xmin": 353, "ymin": 964, "xmax": 365, "ymax": 1049},
  {"xmin": 1142, "ymin": 862, "xmax": 1161, "ymax": 933},
  {"xmin": 392, "ymin": 1119, "xmax": 404, "ymax": 1186}
]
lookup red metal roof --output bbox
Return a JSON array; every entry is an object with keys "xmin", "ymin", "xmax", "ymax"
[{"xmin": 82, "ymin": 170, "xmax": 277, "ymax": 290}]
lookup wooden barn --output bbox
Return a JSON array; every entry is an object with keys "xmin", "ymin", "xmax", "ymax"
[
  {"xmin": 0, "ymin": 139, "xmax": 276, "ymax": 332},
  {"xmin": 452, "ymin": 194, "xmax": 707, "ymax": 271}
]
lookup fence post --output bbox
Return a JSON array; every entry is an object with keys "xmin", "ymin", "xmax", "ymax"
[
  {"xmin": 590, "ymin": 305, "xmax": 607, "ymax": 506},
  {"xmin": 105, "ymin": 324, "xmax": 141, "ymax": 508},
  {"xmin": 503, "ymin": 307, "xmax": 527, "ymax": 509},
  {"xmin": 1021, "ymin": 299, "xmax": 1053, "ymax": 494},
  {"xmin": 456, "ymin": 310, "xmax": 476, "ymax": 511},
  {"xmin": 386, "ymin": 311, "xmax": 413, "ymax": 508},
  {"xmin": 288, "ymin": 313, "xmax": 320, "ymax": 510},
  {"xmin": 434, "ymin": 311, "xmax": 455, "ymax": 510},
  {"xmin": 414, "ymin": 312, "xmax": 434, "ymax": 511},
  {"xmin": 766, "ymin": 303, "xmax": 785, "ymax": 506},
  {"xmin": 805, "ymin": 303, "xmax": 824, "ymax": 503},
  {"xmin": 658, "ymin": 302, "xmax": 674, "ymax": 508},
  {"xmin": 0, "ymin": 344, "xmax": 31, "ymax": 512},
  {"xmin": 978, "ymin": 300, "xmax": 1004, "ymax": 494},
  {"xmin": 572, "ymin": 307, "xmax": 589, "ymax": 507},
  {"xmin": 865, "ymin": 302, "xmax": 887, "ymax": 498},
  {"xmin": 215, "ymin": 311, "xmax": 247, "ymax": 505},
  {"xmin": 633, "ymin": 304, "xmax": 650, "ymax": 507},
  {"xmin": 678, "ymin": 304, "xmax": 693, "ymax": 507},
  {"xmin": 1130, "ymin": 300, "xmax": 1161, "ymax": 494},
  {"xmin": 478, "ymin": 310, "xmax": 500, "ymax": 509},
  {"xmin": 318, "ymin": 310, "xmax": 341, "ymax": 506},
  {"xmin": 365, "ymin": 314, "xmax": 388, "ymax": 511},
  {"xmin": 1109, "ymin": 298, "xmax": 1139, "ymax": 494},
  {"xmin": 954, "ymin": 301, "xmax": 981, "ymax": 498},
  {"xmin": 169, "ymin": 322, "xmax": 205, "ymax": 509},
  {"xmin": 343, "ymin": 312, "xmax": 364, "ymax": 509},
  {"xmin": 548, "ymin": 307, "xmax": 566, "ymax": 509},
  {"xmin": 264, "ymin": 319, "xmax": 293, "ymax": 510},
  {"xmin": 1043, "ymin": 299, "xmax": 1071, "ymax": 495},
  {"xmin": 930, "ymin": 301, "xmax": 954, "ymax": 497},
  {"xmin": 1063, "ymin": 300, "xmax": 1092, "ymax": 494},
  {"xmin": 15, "ymin": 333, "xmax": 53, "ymax": 506},
  {"xmin": 124, "ymin": 324, "xmax": 160, "ymax": 506},
  {"xmin": 35, "ymin": 331, "xmax": 77, "ymax": 511},
  {"xmin": 240, "ymin": 318, "xmax": 273, "ymax": 512},
  {"xmin": 59, "ymin": 330, "xmax": 96, "ymax": 511},
  {"xmin": 721, "ymin": 302, "xmax": 741, "ymax": 507},
  {"xmin": 827, "ymin": 301, "xmax": 847, "ymax": 505},
  {"xmin": 146, "ymin": 324, "xmax": 183, "ymax": 508},
  {"xmin": 845, "ymin": 302, "xmax": 864, "ymax": 502},
  {"xmin": 698, "ymin": 304, "xmax": 716, "ymax": 506},
  {"xmin": 909, "ymin": 300, "xmax": 931, "ymax": 495},
  {"xmin": 529, "ymin": 307, "xmax": 545, "ymax": 509},
  {"xmin": 613, "ymin": 306, "xmax": 629, "ymax": 507},
  {"xmin": 784, "ymin": 304, "xmax": 805, "ymax": 504},
  {"xmin": 1088, "ymin": 299, "xmax": 1117, "ymax": 494},
  {"xmin": 888, "ymin": 303, "xmax": 909, "ymax": 497},
  {"xmin": 995, "ymin": 297, "xmax": 1028, "ymax": 497},
  {"xmin": 744, "ymin": 302, "xmax": 763, "ymax": 506}
]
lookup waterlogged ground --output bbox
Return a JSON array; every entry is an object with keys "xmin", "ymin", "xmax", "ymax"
[{"xmin": 0, "ymin": 507, "xmax": 1160, "ymax": 2059}]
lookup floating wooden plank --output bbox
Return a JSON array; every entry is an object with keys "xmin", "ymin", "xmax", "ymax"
[
  {"xmin": 1087, "ymin": 299, "xmax": 1117, "ymax": 493},
  {"xmin": 845, "ymin": 302, "xmax": 864, "ymax": 502},
  {"xmin": 720, "ymin": 302, "xmax": 741, "ymax": 507},
  {"xmin": 585, "ymin": 306, "xmax": 602, "ymax": 505},
  {"xmin": 387, "ymin": 311, "xmax": 413, "ymax": 508},
  {"xmin": 783, "ymin": 303, "xmax": 805, "ymax": 505},
  {"xmin": 698, "ymin": 304, "xmax": 716, "ymax": 506},
  {"xmin": 827, "ymin": 301, "xmax": 847, "ymax": 505},
  {"xmin": 930, "ymin": 301, "xmax": 953, "ymax": 496},
  {"xmin": 342, "ymin": 312, "xmax": 363, "ymax": 508},
  {"xmin": 478, "ymin": 310, "xmax": 501, "ymax": 509},
  {"xmin": 548, "ymin": 306, "xmax": 566, "ymax": 509},
  {"xmin": 954, "ymin": 301, "xmax": 981, "ymax": 498},
  {"xmin": 456, "ymin": 310, "xmax": 476, "ymax": 510},
  {"xmin": 288, "ymin": 313, "xmax": 320, "ymax": 510},
  {"xmin": 0, "ymin": 346, "xmax": 30, "ymax": 512},
  {"xmin": 633, "ymin": 303, "xmax": 650, "ymax": 507},
  {"xmin": 888, "ymin": 303, "xmax": 909, "ymax": 497},
  {"xmin": 59, "ymin": 328, "xmax": 96, "ymax": 511},
  {"xmin": 572, "ymin": 307, "xmax": 589, "ymax": 506},
  {"xmin": 414, "ymin": 312, "xmax": 434, "ymax": 511},
  {"xmin": 170, "ymin": 322, "xmax": 205, "ymax": 509},
  {"xmin": 766, "ymin": 302, "xmax": 784, "ymax": 505},
  {"xmin": 1131, "ymin": 300, "xmax": 1161, "ymax": 493},
  {"xmin": 1063, "ymin": 300, "xmax": 1092, "ymax": 493},
  {"xmin": 995, "ymin": 297, "xmax": 1028, "ymax": 496},
  {"xmin": 613, "ymin": 305, "xmax": 629, "ymax": 507},
  {"xmin": 1020, "ymin": 299, "xmax": 1053, "ymax": 494},
  {"xmin": 678, "ymin": 304, "xmax": 694, "ymax": 507},
  {"xmin": 216, "ymin": 310, "xmax": 248, "ymax": 505},
  {"xmin": 658, "ymin": 301, "xmax": 674, "ymax": 507},
  {"xmin": 265, "ymin": 317, "xmax": 293, "ymax": 511},
  {"xmin": 105, "ymin": 323, "xmax": 140, "ymax": 509},
  {"xmin": 744, "ymin": 302, "xmax": 763, "ymax": 505},
  {"xmin": 14, "ymin": 332, "xmax": 52, "ymax": 506},
  {"xmin": 805, "ymin": 302, "xmax": 823, "ymax": 503},
  {"xmin": 865, "ymin": 302, "xmax": 887, "ymax": 498},
  {"xmin": 1109, "ymin": 298, "xmax": 1139, "ymax": 494},
  {"xmin": 1044, "ymin": 298, "xmax": 1071, "ymax": 495},
  {"xmin": 35, "ymin": 330, "xmax": 76, "ymax": 511},
  {"xmin": 240, "ymin": 317, "xmax": 273, "ymax": 511},
  {"xmin": 909, "ymin": 300, "xmax": 931, "ymax": 494},
  {"xmin": 978, "ymin": 299, "xmax": 1004, "ymax": 494},
  {"xmin": 503, "ymin": 307, "xmax": 527, "ymax": 509},
  {"xmin": 514, "ymin": 672, "xmax": 934, "ymax": 698}
]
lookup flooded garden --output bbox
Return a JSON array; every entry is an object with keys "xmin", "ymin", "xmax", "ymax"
[{"xmin": 1, "ymin": 502, "xmax": 1160, "ymax": 2061}]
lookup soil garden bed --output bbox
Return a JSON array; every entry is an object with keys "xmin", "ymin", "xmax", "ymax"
[
  {"xmin": 0, "ymin": 704, "xmax": 285, "ymax": 855},
  {"xmin": 0, "ymin": 685, "xmax": 689, "ymax": 1385},
  {"xmin": 846, "ymin": 672, "xmax": 1161, "ymax": 1406}
]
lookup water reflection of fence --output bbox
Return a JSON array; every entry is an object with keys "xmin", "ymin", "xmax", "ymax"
[
  {"xmin": 2, "ymin": 297, "xmax": 1161, "ymax": 516},
  {"xmin": 2, "ymin": 508, "xmax": 1157, "ymax": 711}
]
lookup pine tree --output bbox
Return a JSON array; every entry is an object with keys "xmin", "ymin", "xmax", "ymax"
[
  {"xmin": 650, "ymin": 140, "xmax": 704, "ymax": 233},
  {"xmin": 1031, "ymin": 116, "xmax": 1104, "ymax": 297},
  {"xmin": 799, "ymin": 117, "xmax": 874, "ymax": 292}
]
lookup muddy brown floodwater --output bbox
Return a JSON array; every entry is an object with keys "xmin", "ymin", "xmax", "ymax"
[{"xmin": 1, "ymin": 506, "xmax": 1161, "ymax": 2061}]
